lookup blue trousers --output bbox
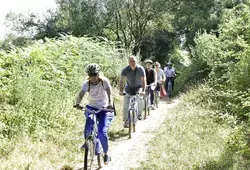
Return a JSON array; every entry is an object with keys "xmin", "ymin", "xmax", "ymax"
[
  {"xmin": 146, "ymin": 86, "xmax": 154, "ymax": 105},
  {"xmin": 84, "ymin": 105, "xmax": 114, "ymax": 153}
]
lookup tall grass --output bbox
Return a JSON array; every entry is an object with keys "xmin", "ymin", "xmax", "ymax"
[
  {"xmin": 0, "ymin": 35, "xmax": 127, "ymax": 169},
  {"xmin": 134, "ymin": 85, "xmax": 250, "ymax": 170}
]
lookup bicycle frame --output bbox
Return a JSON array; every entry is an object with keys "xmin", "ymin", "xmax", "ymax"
[
  {"xmin": 167, "ymin": 79, "xmax": 173, "ymax": 98},
  {"xmin": 82, "ymin": 107, "xmax": 111, "ymax": 170},
  {"xmin": 124, "ymin": 93, "xmax": 140, "ymax": 138},
  {"xmin": 145, "ymin": 84, "xmax": 155, "ymax": 117},
  {"xmin": 154, "ymin": 82, "xmax": 161, "ymax": 108}
]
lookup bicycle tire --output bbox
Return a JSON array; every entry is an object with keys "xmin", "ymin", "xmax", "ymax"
[
  {"xmin": 155, "ymin": 91, "xmax": 159, "ymax": 108},
  {"xmin": 89, "ymin": 139, "xmax": 96, "ymax": 170},
  {"xmin": 147, "ymin": 106, "xmax": 150, "ymax": 116},
  {"xmin": 168, "ymin": 82, "xmax": 172, "ymax": 98},
  {"xmin": 97, "ymin": 154, "xmax": 103, "ymax": 168},
  {"xmin": 132, "ymin": 111, "xmax": 136, "ymax": 133},
  {"xmin": 128, "ymin": 110, "xmax": 132, "ymax": 139},
  {"xmin": 144, "ymin": 97, "xmax": 147, "ymax": 119},
  {"xmin": 147, "ymin": 97, "xmax": 150, "ymax": 116},
  {"xmin": 83, "ymin": 139, "xmax": 95, "ymax": 170},
  {"xmin": 84, "ymin": 145, "xmax": 89, "ymax": 170}
]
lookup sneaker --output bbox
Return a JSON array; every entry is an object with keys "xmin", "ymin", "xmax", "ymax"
[
  {"xmin": 151, "ymin": 105, "xmax": 156, "ymax": 110},
  {"xmin": 104, "ymin": 155, "xmax": 111, "ymax": 164}
]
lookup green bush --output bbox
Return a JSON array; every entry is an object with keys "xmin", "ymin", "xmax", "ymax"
[
  {"xmin": 0, "ymin": 35, "xmax": 127, "ymax": 139},
  {"xmin": 190, "ymin": 3, "xmax": 250, "ymax": 120}
]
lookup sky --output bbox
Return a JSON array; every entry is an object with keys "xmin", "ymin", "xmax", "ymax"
[{"xmin": 0, "ymin": 0, "xmax": 57, "ymax": 40}]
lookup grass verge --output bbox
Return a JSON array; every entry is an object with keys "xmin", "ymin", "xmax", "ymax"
[
  {"xmin": 0, "ymin": 91, "xmax": 124, "ymax": 170},
  {"xmin": 134, "ymin": 87, "xmax": 250, "ymax": 170}
]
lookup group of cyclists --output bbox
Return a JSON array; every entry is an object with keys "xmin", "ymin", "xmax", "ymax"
[{"xmin": 74, "ymin": 55, "xmax": 176, "ymax": 165}]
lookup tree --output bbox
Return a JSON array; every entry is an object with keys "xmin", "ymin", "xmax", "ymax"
[
  {"xmin": 4, "ymin": 10, "xmax": 66, "ymax": 40},
  {"xmin": 139, "ymin": 30, "xmax": 177, "ymax": 63},
  {"xmin": 56, "ymin": 0, "xmax": 108, "ymax": 37},
  {"xmin": 105, "ymin": 0, "xmax": 175, "ymax": 51},
  {"xmin": 0, "ymin": 33, "xmax": 33, "ymax": 51}
]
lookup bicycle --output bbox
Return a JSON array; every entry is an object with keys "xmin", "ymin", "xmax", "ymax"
[
  {"xmin": 154, "ymin": 82, "xmax": 161, "ymax": 108},
  {"xmin": 123, "ymin": 93, "xmax": 140, "ymax": 139},
  {"xmin": 75, "ymin": 106, "xmax": 112, "ymax": 170},
  {"xmin": 144, "ymin": 85, "xmax": 152, "ymax": 118},
  {"xmin": 167, "ymin": 78, "xmax": 173, "ymax": 99}
]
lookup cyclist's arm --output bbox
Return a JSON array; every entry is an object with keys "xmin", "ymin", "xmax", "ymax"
[
  {"xmin": 76, "ymin": 90, "xmax": 86, "ymax": 105},
  {"xmin": 119, "ymin": 76, "xmax": 125, "ymax": 93},
  {"xmin": 75, "ymin": 81, "xmax": 89, "ymax": 105},
  {"xmin": 153, "ymin": 69, "xmax": 157, "ymax": 85},
  {"xmin": 141, "ymin": 76, "xmax": 146, "ymax": 92},
  {"xmin": 103, "ymin": 78, "xmax": 113, "ymax": 105},
  {"xmin": 105, "ymin": 87, "xmax": 113, "ymax": 105}
]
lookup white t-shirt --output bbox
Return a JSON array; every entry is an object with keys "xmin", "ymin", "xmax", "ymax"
[
  {"xmin": 156, "ymin": 69, "xmax": 165, "ymax": 81},
  {"xmin": 81, "ymin": 78, "xmax": 111, "ymax": 109}
]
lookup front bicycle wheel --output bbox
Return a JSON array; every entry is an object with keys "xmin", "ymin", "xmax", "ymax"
[
  {"xmin": 84, "ymin": 144, "xmax": 89, "ymax": 170},
  {"xmin": 144, "ymin": 97, "xmax": 147, "ymax": 119},
  {"xmin": 147, "ymin": 96, "xmax": 150, "ymax": 116},
  {"xmin": 132, "ymin": 111, "xmax": 136, "ymax": 133},
  {"xmin": 84, "ymin": 139, "xmax": 95, "ymax": 170},
  {"xmin": 128, "ymin": 110, "xmax": 132, "ymax": 139},
  {"xmin": 155, "ymin": 91, "xmax": 159, "ymax": 108},
  {"xmin": 168, "ymin": 82, "xmax": 172, "ymax": 98}
]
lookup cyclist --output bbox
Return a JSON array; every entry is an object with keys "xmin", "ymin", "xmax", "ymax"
[
  {"xmin": 164, "ymin": 62, "xmax": 176, "ymax": 92},
  {"xmin": 154, "ymin": 62, "xmax": 166, "ymax": 98},
  {"xmin": 145, "ymin": 59, "xmax": 157, "ymax": 109},
  {"xmin": 119, "ymin": 55, "xmax": 146, "ymax": 126},
  {"xmin": 74, "ymin": 63, "xmax": 114, "ymax": 164}
]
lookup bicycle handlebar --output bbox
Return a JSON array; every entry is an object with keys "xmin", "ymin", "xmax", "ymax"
[
  {"xmin": 122, "ymin": 92, "xmax": 141, "ymax": 96},
  {"xmin": 84, "ymin": 107, "xmax": 113, "ymax": 114},
  {"xmin": 146, "ymin": 83, "xmax": 156, "ymax": 87},
  {"xmin": 73, "ymin": 105, "xmax": 113, "ymax": 113}
]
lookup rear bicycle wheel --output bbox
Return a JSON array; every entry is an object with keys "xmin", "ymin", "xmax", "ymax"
[{"xmin": 97, "ymin": 153, "xmax": 104, "ymax": 168}]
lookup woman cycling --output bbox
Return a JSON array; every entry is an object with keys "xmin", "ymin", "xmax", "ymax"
[{"xmin": 74, "ymin": 63, "xmax": 114, "ymax": 164}]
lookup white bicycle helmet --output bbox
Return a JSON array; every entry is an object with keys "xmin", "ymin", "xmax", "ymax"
[{"xmin": 86, "ymin": 63, "xmax": 100, "ymax": 75}]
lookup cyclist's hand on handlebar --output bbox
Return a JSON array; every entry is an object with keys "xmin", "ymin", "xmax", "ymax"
[
  {"xmin": 73, "ymin": 104, "xmax": 83, "ymax": 110},
  {"xmin": 140, "ymin": 91, "xmax": 146, "ymax": 96}
]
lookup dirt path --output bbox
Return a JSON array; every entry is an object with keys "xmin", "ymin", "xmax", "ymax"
[{"xmin": 101, "ymin": 99, "xmax": 179, "ymax": 170}]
